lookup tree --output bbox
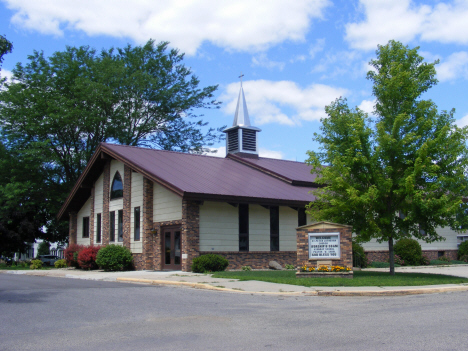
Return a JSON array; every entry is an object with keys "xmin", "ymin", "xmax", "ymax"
[
  {"xmin": 306, "ymin": 40, "xmax": 468, "ymax": 275},
  {"xmin": 0, "ymin": 34, "xmax": 13, "ymax": 67},
  {"xmin": 37, "ymin": 241, "xmax": 51, "ymax": 256},
  {"xmin": 0, "ymin": 40, "xmax": 223, "ymax": 243}
]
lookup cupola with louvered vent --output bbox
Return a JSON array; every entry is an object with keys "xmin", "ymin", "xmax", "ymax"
[{"xmin": 223, "ymin": 77, "xmax": 261, "ymax": 158}]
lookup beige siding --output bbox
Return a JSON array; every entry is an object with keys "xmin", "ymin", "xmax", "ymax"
[
  {"xmin": 361, "ymin": 227, "xmax": 465, "ymax": 251},
  {"xmin": 279, "ymin": 207, "xmax": 298, "ymax": 251},
  {"xmin": 77, "ymin": 197, "xmax": 91, "ymax": 245},
  {"xmin": 153, "ymin": 183, "xmax": 182, "ymax": 222},
  {"xmin": 249, "ymin": 205, "xmax": 270, "ymax": 251},
  {"xmin": 199, "ymin": 202, "xmax": 238, "ymax": 251},
  {"xmin": 130, "ymin": 172, "xmax": 143, "ymax": 253},
  {"xmin": 94, "ymin": 173, "xmax": 103, "ymax": 244}
]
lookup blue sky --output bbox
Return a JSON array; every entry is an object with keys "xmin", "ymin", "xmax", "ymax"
[{"xmin": 1, "ymin": 0, "xmax": 468, "ymax": 161}]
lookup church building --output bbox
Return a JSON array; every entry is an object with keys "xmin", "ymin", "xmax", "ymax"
[
  {"xmin": 58, "ymin": 82, "xmax": 318, "ymax": 271},
  {"xmin": 58, "ymin": 82, "xmax": 466, "ymax": 270}
]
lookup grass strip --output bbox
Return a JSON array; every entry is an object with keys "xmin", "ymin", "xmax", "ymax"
[{"xmin": 212, "ymin": 270, "xmax": 468, "ymax": 287}]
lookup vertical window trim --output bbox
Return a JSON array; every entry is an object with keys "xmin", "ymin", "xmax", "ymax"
[
  {"xmin": 134, "ymin": 207, "xmax": 140, "ymax": 241},
  {"xmin": 82, "ymin": 217, "xmax": 89, "ymax": 238},
  {"xmin": 270, "ymin": 206, "xmax": 279, "ymax": 251},
  {"xmin": 239, "ymin": 204, "xmax": 249, "ymax": 252},
  {"xmin": 110, "ymin": 211, "xmax": 115, "ymax": 242},
  {"xmin": 118, "ymin": 210, "xmax": 123, "ymax": 242},
  {"xmin": 96, "ymin": 213, "xmax": 101, "ymax": 243},
  {"xmin": 298, "ymin": 207, "xmax": 307, "ymax": 227}
]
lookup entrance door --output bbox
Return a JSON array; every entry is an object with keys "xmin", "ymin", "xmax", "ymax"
[{"xmin": 163, "ymin": 227, "xmax": 181, "ymax": 270}]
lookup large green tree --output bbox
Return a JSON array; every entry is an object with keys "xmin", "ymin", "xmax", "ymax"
[
  {"xmin": 0, "ymin": 39, "xmax": 223, "ymax": 245},
  {"xmin": 306, "ymin": 40, "xmax": 468, "ymax": 274},
  {"xmin": 0, "ymin": 34, "xmax": 13, "ymax": 67}
]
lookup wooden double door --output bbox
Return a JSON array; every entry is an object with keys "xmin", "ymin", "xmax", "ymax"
[{"xmin": 162, "ymin": 226, "xmax": 181, "ymax": 270}]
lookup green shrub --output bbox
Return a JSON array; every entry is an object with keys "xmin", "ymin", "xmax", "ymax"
[
  {"xmin": 30, "ymin": 259, "xmax": 42, "ymax": 269},
  {"xmin": 54, "ymin": 259, "xmax": 67, "ymax": 268},
  {"xmin": 458, "ymin": 241, "xmax": 468, "ymax": 262},
  {"xmin": 438, "ymin": 255, "xmax": 450, "ymax": 262},
  {"xmin": 352, "ymin": 241, "xmax": 368, "ymax": 268},
  {"xmin": 242, "ymin": 265, "xmax": 252, "ymax": 271},
  {"xmin": 420, "ymin": 255, "xmax": 430, "ymax": 265},
  {"xmin": 37, "ymin": 241, "xmax": 50, "ymax": 256},
  {"xmin": 285, "ymin": 264, "xmax": 295, "ymax": 270},
  {"xmin": 96, "ymin": 245, "xmax": 133, "ymax": 271},
  {"xmin": 394, "ymin": 238, "xmax": 422, "ymax": 266},
  {"xmin": 191, "ymin": 254, "xmax": 229, "ymax": 273}
]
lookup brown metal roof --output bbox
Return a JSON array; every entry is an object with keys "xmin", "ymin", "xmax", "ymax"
[
  {"xmin": 227, "ymin": 153, "xmax": 318, "ymax": 185},
  {"xmin": 58, "ymin": 143, "xmax": 317, "ymax": 220}
]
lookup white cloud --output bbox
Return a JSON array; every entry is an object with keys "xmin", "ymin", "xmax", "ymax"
[
  {"xmin": 437, "ymin": 52, "xmax": 468, "ymax": 82},
  {"xmin": 259, "ymin": 148, "xmax": 284, "ymax": 159},
  {"xmin": 0, "ymin": 69, "xmax": 14, "ymax": 81},
  {"xmin": 346, "ymin": 0, "xmax": 468, "ymax": 51},
  {"xmin": 358, "ymin": 99, "xmax": 375, "ymax": 115},
  {"xmin": 208, "ymin": 146, "xmax": 226, "ymax": 157},
  {"xmin": 4, "ymin": 0, "xmax": 331, "ymax": 55},
  {"xmin": 251, "ymin": 53, "xmax": 285, "ymax": 71},
  {"xmin": 309, "ymin": 38, "xmax": 325, "ymax": 59},
  {"xmin": 221, "ymin": 80, "xmax": 348, "ymax": 126},
  {"xmin": 455, "ymin": 114, "xmax": 468, "ymax": 128}
]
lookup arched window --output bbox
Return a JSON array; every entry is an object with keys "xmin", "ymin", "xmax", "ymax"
[{"xmin": 110, "ymin": 171, "xmax": 123, "ymax": 199}]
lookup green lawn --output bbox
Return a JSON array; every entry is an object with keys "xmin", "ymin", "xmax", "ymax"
[
  {"xmin": 0, "ymin": 263, "xmax": 54, "ymax": 270},
  {"xmin": 211, "ymin": 270, "xmax": 468, "ymax": 287}
]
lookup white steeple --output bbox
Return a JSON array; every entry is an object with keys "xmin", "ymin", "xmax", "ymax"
[{"xmin": 223, "ymin": 74, "xmax": 261, "ymax": 158}]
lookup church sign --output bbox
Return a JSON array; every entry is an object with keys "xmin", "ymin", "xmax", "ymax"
[{"xmin": 308, "ymin": 232, "xmax": 340, "ymax": 259}]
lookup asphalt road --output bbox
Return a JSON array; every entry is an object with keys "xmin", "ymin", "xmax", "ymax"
[{"xmin": 1, "ymin": 274, "xmax": 467, "ymax": 351}]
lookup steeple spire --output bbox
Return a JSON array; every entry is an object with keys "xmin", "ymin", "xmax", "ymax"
[
  {"xmin": 232, "ymin": 73, "xmax": 251, "ymax": 127},
  {"xmin": 223, "ymin": 73, "xmax": 261, "ymax": 158}
]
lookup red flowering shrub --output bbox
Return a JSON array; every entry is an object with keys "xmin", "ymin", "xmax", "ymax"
[
  {"xmin": 77, "ymin": 246, "xmax": 101, "ymax": 270},
  {"xmin": 64, "ymin": 244, "xmax": 85, "ymax": 268}
]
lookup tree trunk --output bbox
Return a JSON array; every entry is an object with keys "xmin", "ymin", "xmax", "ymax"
[{"xmin": 388, "ymin": 236, "xmax": 395, "ymax": 275}]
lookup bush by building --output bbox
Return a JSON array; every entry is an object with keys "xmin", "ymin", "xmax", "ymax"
[
  {"xmin": 64, "ymin": 244, "xmax": 85, "ymax": 268},
  {"xmin": 77, "ymin": 246, "xmax": 101, "ymax": 270},
  {"xmin": 191, "ymin": 254, "xmax": 229, "ymax": 273},
  {"xmin": 394, "ymin": 238, "xmax": 423, "ymax": 266},
  {"xmin": 30, "ymin": 259, "xmax": 42, "ymax": 269},
  {"xmin": 352, "ymin": 241, "xmax": 368, "ymax": 268},
  {"xmin": 95, "ymin": 245, "xmax": 133, "ymax": 271},
  {"xmin": 458, "ymin": 241, "xmax": 468, "ymax": 262}
]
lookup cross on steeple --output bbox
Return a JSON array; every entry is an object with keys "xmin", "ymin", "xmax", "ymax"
[{"xmin": 239, "ymin": 72, "xmax": 244, "ymax": 86}]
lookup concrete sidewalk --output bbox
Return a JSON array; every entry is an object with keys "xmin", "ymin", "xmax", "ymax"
[{"xmin": 3, "ymin": 265, "xmax": 468, "ymax": 296}]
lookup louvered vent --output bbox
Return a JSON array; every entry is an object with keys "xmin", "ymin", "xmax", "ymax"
[
  {"xmin": 227, "ymin": 130, "xmax": 239, "ymax": 152},
  {"xmin": 242, "ymin": 129, "xmax": 256, "ymax": 152}
]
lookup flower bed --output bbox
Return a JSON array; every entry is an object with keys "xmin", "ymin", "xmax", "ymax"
[{"xmin": 297, "ymin": 265, "xmax": 353, "ymax": 279}]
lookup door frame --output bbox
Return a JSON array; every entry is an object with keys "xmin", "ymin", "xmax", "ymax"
[{"xmin": 161, "ymin": 225, "xmax": 182, "ymax": 270}]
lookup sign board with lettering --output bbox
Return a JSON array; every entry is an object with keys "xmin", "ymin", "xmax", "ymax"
[{"xmin": 308, "ymin": 232, "xmax": 340, "ymax": 259}]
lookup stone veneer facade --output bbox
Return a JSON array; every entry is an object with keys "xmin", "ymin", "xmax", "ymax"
[
  {"xmin": 199, "ymin": 251, "xmax": 297, "ymax": 270},
  {"xmin": 366, "ymin": 249, "xmax": 458, "ymax": 263},
  {"xmin": 296, "ymin": 223, "xmax": 353, "ymax": 269}
]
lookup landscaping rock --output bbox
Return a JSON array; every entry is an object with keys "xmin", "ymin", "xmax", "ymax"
[{"xmin": 269, "ymin": 261, "xmax": 283, "ymax": 270}]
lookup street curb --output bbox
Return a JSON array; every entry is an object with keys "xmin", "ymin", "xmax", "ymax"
[
  {"xmin": 115, "ymin": 277, "xmax": 468, "ymax": 296},
  {"xmin": 116, "ymin": 278, "xmax": 311, "ymax": 295}
]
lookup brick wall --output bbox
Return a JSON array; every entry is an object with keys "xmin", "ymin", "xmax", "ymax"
[
  {"xmin": 69, "ymin": 212, "xmax": 77, "ymax": 245},
  {"xmin": 296, "ymin": 226, "xmax": 353, "ymax": 269},
  {"xmin": 133, "ymin": 253, "xmax": 144, "ymax": 270},
  {"xmin": 366, "ymin": 249, "xmax": 458, "ymax": 262},
  {"xmin": 142, "ymin": 177, "xmax": 154, "ymax": 270},
  {"xmin": 123, "ymin": 165, "xmax": 132, "ymax": 249},
  {"xmin": 199, "ymin": 251, "xmax": 297, "ymax": 270},
  {"xmin": 102, "ymin": 161, "xmax": 110, "ymax": 245},
  {"xmin": 90, "ymin": 187, "xmax": 95, "ymax": 245},
  {"xmin": 182, "ymin": 200, "xmax": 200, "ymax": 272}
]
